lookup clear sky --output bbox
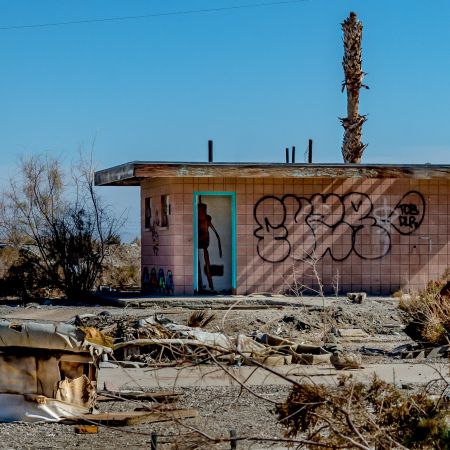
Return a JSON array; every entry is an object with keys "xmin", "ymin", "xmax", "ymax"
[{"xmin": 1, "ymin": 0, "xmax": 450, "ymax": 239}]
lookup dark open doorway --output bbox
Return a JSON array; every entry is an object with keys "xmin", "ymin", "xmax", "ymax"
[{"xmin": 193, "ymin": 192, "xmax": 236, "ymax": 294}]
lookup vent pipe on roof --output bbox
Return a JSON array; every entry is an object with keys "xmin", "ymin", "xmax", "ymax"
[
  {"xmin": 285, "ymin": 147, "xmax": 289, "ymax": 163},
  {"xmin": 208, "ymin": 140, "xmax": 213, "ymax": 163},
  {"xmin": 308, "ymin": 139, "xmax": 313, "ymax": 163},
  {"xmin": 292, "ymin": 146, "xmax": 296, "ymax": 163}
]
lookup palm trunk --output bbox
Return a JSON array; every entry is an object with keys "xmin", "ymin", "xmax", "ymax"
[{"xmin": 341, "ymin": 12, "xmax": 368, "ymax": 163}]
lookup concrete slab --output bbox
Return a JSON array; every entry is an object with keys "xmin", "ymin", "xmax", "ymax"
[
  {"xmin": 94, "ymin": 293, "xmax": 398, "ymax": 309},
  {"xmin": 2, "ymin": 307, "xmax": 120, "ymax": 322},
  {"xmin": 98, "ymin": 362, "xmax": 449, "ymax": 391}
]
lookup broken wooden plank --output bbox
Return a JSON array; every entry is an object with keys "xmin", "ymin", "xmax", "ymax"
[
  {"xmin": 62, "ymin": 408, "xmax": 198, "ymax": 426},
  {"xmin": 97, "ymin": 390, "xmax": 181, "ymax": 403}
]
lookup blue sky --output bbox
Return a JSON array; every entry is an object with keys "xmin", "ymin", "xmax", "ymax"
[{"xmin": 1, "ymin": 0, "xmax": 450, "ymax": 239}]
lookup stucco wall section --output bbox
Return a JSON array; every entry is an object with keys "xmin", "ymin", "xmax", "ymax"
[{"xmin": 141, "ymin": 176, "xmax": 449, "ymax": 296}]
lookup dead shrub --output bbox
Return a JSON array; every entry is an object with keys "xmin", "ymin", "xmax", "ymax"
[
  {"xmin": 275, "ymin": 375, "xmax": 449, "ymax": 449},
  {"xmin": 0, "ymin": 154, "xmax": 123, "ymax": 299},
  {"xmin": 0, "ymin": 248, "xmax": 49, "ymax": 299},
  {"xmin": 399, "ymin": 270, "xmax": 450, "ymax": 345}
]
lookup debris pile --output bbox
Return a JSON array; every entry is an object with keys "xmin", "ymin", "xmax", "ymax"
[
  {"xmin": 72, "ymin": 312, "xmax": 335, "ymax": 367},
  {"xmin": 0, "ymin": 318, "xmax": 199, "ymax": 427}
]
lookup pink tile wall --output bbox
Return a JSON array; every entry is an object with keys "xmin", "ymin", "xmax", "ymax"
[{"xmin": 141, "ymin": 177, "xmax": 450, "ymax": 296}]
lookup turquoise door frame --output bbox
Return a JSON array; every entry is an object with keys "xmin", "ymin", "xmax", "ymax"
[{"xmin": 193, "ymin": 191, "xmax": 237, "ymax": 293}]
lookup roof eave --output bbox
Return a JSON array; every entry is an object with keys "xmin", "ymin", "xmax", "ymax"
[
  {"xmin": 94, "ymin": 162, "xmax": 140, "ymax": 186},
  {"xmin": 94, "ymin": 162, "xmax": 450, "ymax": 186}
]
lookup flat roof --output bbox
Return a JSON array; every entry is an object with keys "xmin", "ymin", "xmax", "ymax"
[{"xmin": 94, "ymin": 161, "xmax": 450, "ymax": 186}]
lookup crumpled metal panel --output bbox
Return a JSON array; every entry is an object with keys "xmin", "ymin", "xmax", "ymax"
[
  {"xmin": 0, "ymin": 393, "xmax": 91, "ymax": 423},
  {"xmin": 0, "ymin": 320, "xmax": 111, "ymax": 354},
  {"xmin": 0, "ymin": 320, "xmax": 108, "ymax": 422}
]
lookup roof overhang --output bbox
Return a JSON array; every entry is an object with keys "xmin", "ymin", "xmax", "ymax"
[{"xmin": 94, "ymin": 162, "xmax": 450, "ymax": 186}]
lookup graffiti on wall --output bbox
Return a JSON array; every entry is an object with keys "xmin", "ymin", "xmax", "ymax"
[
  {"xmin": 142, "ymin": 267, "xmax": 174, "ymax": 295},
  {"xmin": 253, "ymin": 191, "xmax": 425, "ymax": 263}
]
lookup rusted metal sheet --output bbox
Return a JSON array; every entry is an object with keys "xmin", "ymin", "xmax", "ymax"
[{"xmin": 94, "ymin": 162, "xmax": 450, "ymax": 186}]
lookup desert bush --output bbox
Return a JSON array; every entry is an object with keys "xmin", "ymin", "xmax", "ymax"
[
  {"xmin": 276, "ymin": 375, "xmax": 449, "ymax": 449},
  {"xmin": 0, "ymin": 248, "xmax": 45, "ymax": 299},
  {"xmin": 399, "ymin": 270, "xmax": 450, "ymax": 345},
  {"xmin": 0, "ymin": 154, "xmax": 122, "ymax": 299}
]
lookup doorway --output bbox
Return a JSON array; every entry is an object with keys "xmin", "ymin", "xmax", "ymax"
[{"xmin": 193, "ymin": 192, "xmax": 236, "ymax": 294}]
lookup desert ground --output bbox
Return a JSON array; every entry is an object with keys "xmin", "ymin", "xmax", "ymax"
[{"xmin": 0, "ymin": 294, "xmax": 447, "ymax": 450}]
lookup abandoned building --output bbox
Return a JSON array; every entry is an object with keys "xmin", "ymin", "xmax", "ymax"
[{"xmin": 95, "ymin": 161, "xmax": 450, "ymax": 296}]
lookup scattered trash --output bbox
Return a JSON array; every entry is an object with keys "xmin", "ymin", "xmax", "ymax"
[
  {"xmin": 347, "ymin": 292, "xmax": 366, "ymax": 303},
  {"xmin": 281, "ymin": 314, "xmax": 316, "ymax": 331},
  {"xmin": 75, "ymin": 425, "xmax": 99, "ymax": 434},
  {"xmin": 359, "ymin": 343, "xmax": 450, "ymax": 360}
]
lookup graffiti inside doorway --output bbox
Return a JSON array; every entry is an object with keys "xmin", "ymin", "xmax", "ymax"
[{"xmin": 195, "ymin": 194, "xmax": 234, "ymax": 294}]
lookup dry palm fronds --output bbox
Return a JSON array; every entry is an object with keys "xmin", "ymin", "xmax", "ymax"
[
  {"xmin": 341, "ymin": 11, "xmax": 368, "ymax": 164},
  {"xmin": 187, "ymin": 310, "xmax": 215, "ymax": 328}
]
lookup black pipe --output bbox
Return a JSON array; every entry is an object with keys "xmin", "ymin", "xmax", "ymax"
[
  {"xmin": 230, "ymin": 428, "xmax": 237, "ymax": 450},
  {"xmin": 308, "ymin": 139, "xmax": 313, "ymax": 163},
  {"xmin": 285, "ymin": 147, "xmax": 289, "ymax": 163},
  {"xmin": 151, "ymin": 432, "xmax": 157, "ymax": 450},
  {"xmin": 292, "ymin": 146, "xmax": 296, "ymax": 163},
  {"xmin": 208, "ymin": 140, "xmax": 213, "ymax": 163}
]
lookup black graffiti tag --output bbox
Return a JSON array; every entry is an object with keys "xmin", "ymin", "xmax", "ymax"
[
  {"xmin": 390, "ymin": 191, "xmax": 426, "ymax": 234},
  {"xmin": 253, "ymin": 191, "xmax": 425, "ymax": 263}
]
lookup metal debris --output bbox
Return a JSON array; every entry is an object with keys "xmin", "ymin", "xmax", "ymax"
[{"xmin": 0, "ymin": 320, "xmax": 112, "ymax": 422}]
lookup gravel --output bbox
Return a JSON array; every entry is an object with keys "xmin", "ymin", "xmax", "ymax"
[{"xmin": 0, "ymin": 386, "xmax": 291, "ymax": 450}]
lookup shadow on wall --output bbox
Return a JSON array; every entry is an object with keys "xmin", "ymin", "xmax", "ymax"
[{"xmin": 249, "ymin": 179, "xmax": 446, "ymax": 295}]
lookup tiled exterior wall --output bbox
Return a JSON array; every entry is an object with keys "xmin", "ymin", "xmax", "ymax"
[{"xmin": 141, "ymin": 177, "xmax": 450, "ymax": 296}]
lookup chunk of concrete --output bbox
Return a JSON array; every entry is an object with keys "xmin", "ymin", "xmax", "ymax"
[{"xmin": 337, "ymin": 328, "xmax": 369, "ymax": 339}]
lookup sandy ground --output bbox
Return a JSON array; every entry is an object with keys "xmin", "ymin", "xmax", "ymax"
[{"xmin": 0, "ymin": 295, "xmax": 446, "ymax": 449}]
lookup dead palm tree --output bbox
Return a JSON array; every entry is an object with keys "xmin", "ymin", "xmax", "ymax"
[{"xmin": 340, "ymin": 12, "xmax": 368, "ymax": 163}]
